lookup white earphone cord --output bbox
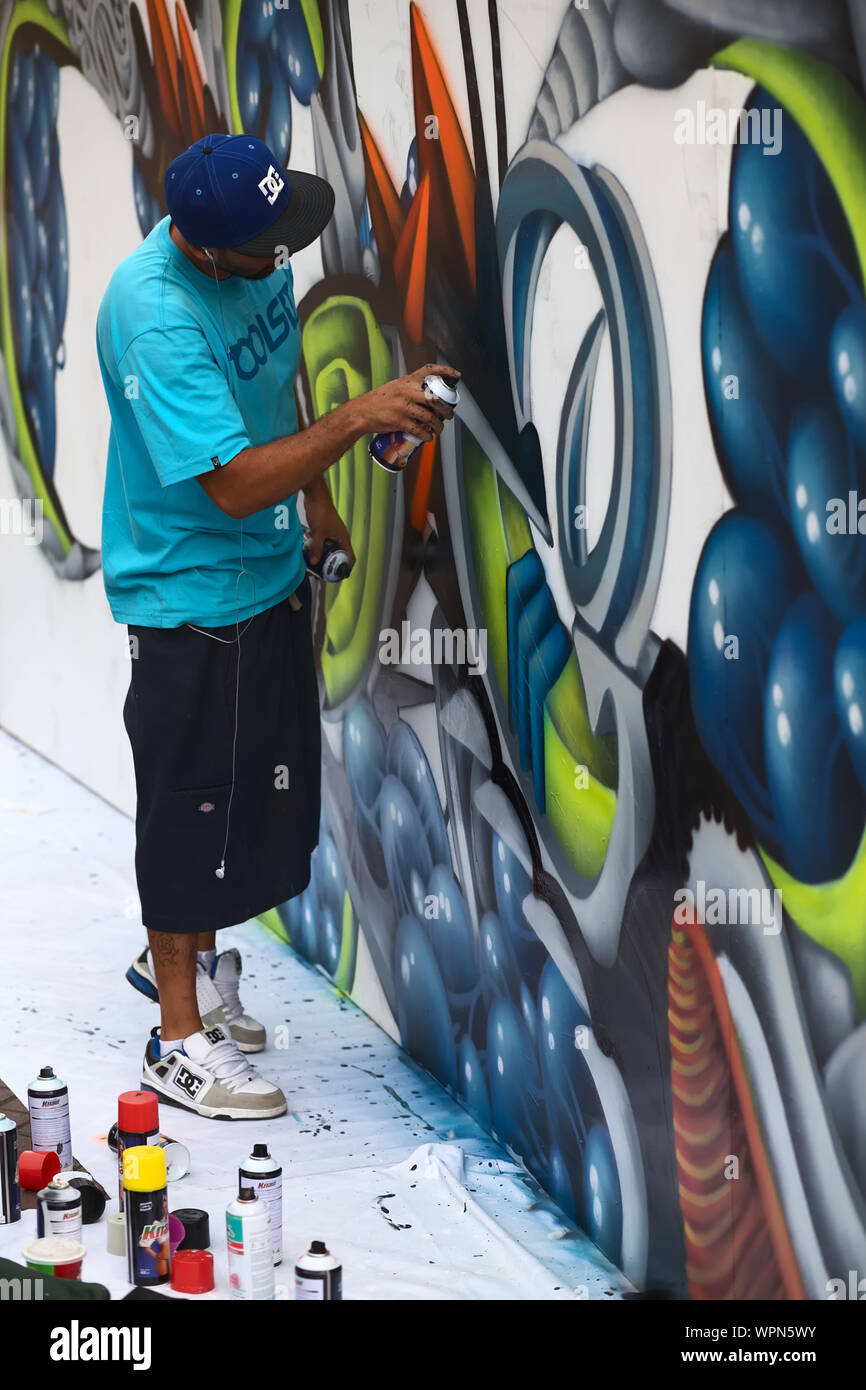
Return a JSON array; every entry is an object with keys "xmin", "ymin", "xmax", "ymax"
[{"xmin": 186, "ymin": 248, "xmax": 257, "ymax": 880}]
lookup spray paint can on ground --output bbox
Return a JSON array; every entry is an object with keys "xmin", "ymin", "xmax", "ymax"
[
  {"xmin": 239, "ymin": 1144, "xmax": 282, "ymax": 1264},
  {"xmin": 368, "ymin": 373, "xmax": 460, "ymax": 472},
  {"xmin": 108, "ymin": 1091, "xmax": 190, "ymax": 1209},
  {"xmin": 0, "ymin": 1114, "xmax": 20, "ymax": 1225},
  {"xmin": 36, "ymin": 1177, "xmax": 83, "ymax": 1242},
  {"xmin": 123, "ymin": 1145, "xmax": 171, "ymax": 1287},
  {"xmin": 27, "ymin": 1066, "xmax": 72, "ymax": 1163},
  {"xmin": 295, "ymin": 1240, "xmax": 342, "ymax": 1300},
  {"xmin": 226, "ymin": 1187, "xmax": 274, "ymax": 1300}
]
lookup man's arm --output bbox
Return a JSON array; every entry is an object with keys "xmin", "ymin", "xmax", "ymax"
[{"xmin": 198, "ymin": 363, "xmax": 458, "ymax": 520}]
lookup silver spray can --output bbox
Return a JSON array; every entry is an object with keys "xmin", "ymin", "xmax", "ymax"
[
  {"xmin": 27, "ymin": 1066, "xmax": 72, "ymax": 1163},
  {"xmin": 0, "ymin": 1114, "xmax": 20, "ymax": 1224},
  {"xmin": 295, "ymin": 1239, "xmax": 342, "ymax": 1300},
  {"xmin": 368, "ymin": 373, "xmax": 460, "ymax": 472},
  {"xmin": 239, "ymin": 1143, "xmax": 282, "ymax": 1265},
  {"xmin": 36, "ymin": 1177, "xmax": 83, "ymax": 1242}
]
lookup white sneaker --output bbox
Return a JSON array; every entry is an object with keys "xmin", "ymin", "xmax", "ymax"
[
  {"xmin": 208, "ymin": 948, "xmax": 266, "ymax": 1054},
  {"xmin": 127, "ymin": 946, "xmax": 266, "ymax": 1053},
  {"xmin": 141, "ymin": 1023, "xmax": 286, "ymax": 1120}
]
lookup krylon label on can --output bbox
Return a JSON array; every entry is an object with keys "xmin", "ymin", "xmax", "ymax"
[
  {"xmin": 369, "ymin": 373, "xmax": 460, "ymax": 472},
  {"xmin": 36, "ymin": 1178, "xmax": 83, "ymax": 1243}
]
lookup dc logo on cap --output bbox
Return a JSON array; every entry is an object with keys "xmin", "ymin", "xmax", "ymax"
[{"xmin": 258, "ymin": 165, "xmax": 284, "ymax": 206}]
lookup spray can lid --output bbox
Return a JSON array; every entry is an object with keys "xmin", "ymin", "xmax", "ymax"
[
  {"xmin": 38, "ymin": 1067, "xmax": 56, "ymax": 1079},
  {"xmin": 310, "ymin": 1240, "xmax": 328, "ymax": 1254},
  {"xmin": 251, "ymin": 1144, "xmax": 270, "ymax": 1158},
  {"xmin": 118, "ymin": 1090, "xmax": 159, "ymax": 1133}
]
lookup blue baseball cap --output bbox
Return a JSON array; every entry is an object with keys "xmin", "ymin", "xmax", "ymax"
[{"xmin": 164, "ymin": 133, "xmax": 334, "ymax": 256}]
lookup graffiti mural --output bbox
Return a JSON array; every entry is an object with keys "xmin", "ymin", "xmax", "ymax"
[{"xmin": 4, "ymin": 0, "xmax": 866, "ymax": 1297}]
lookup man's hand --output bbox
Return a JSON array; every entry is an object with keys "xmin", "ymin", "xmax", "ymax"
[
  {"xmin": 355, "ymin": 363, "xmax": 460, "ymax": 442},
  {"xmin": 303, "ymin": 477, "xmax": 356, "ymax": 569}
]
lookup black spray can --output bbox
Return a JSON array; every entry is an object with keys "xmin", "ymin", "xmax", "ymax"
[
  {"xmin": 0, "ymin": 1114, "xmax": 20, "ymax": 1225},
  {"xmin": 295, "ymin": 1240, "xmax": 342, "ymax": 1300},
  {"xmin": 123, "ymin": 1145, "xmax": 171, "ymax": 1287},
  {"xmin": 36, "ymin": 1177, "xmax": 83, "ymax": 1242},
  {"xmin": 239, "ymin": 1143, "xmax": 283, "ymax": 1264},
  {"xmin": 27, "ymin": 1066, "xmax": 71, "ymax": 1162}
]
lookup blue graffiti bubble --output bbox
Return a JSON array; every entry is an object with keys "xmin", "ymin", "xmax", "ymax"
[
  {"xmin": 788, "ymin": 402, "xmax": 866, "ymax": 624},
  {"xmin": 386, "ymin": 719, "xmax": 451, "ymax": 870},
  {"xmin": 702, "ymin": 238, "xmax": 791, "ymax": 525},
  {"xmin": 425, "ymin": 862, "xmax": 477, "ymax": 997},
  {"xmin": 478, "ymin": 910, "xmax": 522, "ymax": 1003},
  {"xmin": 394, "ymin": 915, "xmax": 457, "ymax": 1092},
  {"xmin": 730, "ymin": 90, "xmax": 857, "ymax": 382},
  {"xmin": 583, "ymin": 1124, "xmax": 623, "ymax": 1262},
  {"xmin": 264, "ymin": 49, "xmax": 292, "ymax": 164},
  {"xmin": 379, "ymin": 775, "xmax": 434, "ymax": 918},
  {"xmin": 688, "ymin": 511, "xmax": 801, "ymax": 844},
  {"xmin": 271, "ymin": 3, "xmax": 320, "ymax": 105},
  {"xmin": 491, "ymin": 831, "xmax": 544, "ymax": 983},
  {"xmin": 237, "ymin": 40, "xmax": 263, "ymax": 134},
  {"xmin": 765, "ymin": 592, "xmax": 863, "ymax": 881},
  {"xmin": 457, "ymin": 1034, "xmax": 491, "ymax": 1131},
  {"xmin": 486, "ymin": 996, "xmax": 546, "ymax": 1168},
  {"xmin": 835, "ymin": 620, "xmax": 866, "ymax": 794},
  {"xmin": 830, "ymin": 303, "xmax": 866, "ymax": 454}
]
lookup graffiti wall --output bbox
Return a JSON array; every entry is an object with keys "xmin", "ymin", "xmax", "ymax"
[{"xmin": 1, "ymin": 0, "xmax": 865, "ymax": 1298}]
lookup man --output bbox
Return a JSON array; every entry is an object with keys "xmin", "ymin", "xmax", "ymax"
[{"xmin": 96, "ymin": 133, "xmax": 457, "ymax": 1119}]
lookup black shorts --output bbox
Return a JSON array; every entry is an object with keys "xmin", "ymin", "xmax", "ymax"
[{"xmin": 123, "ymin": 579, "xmax": 320, "ymax": 934}]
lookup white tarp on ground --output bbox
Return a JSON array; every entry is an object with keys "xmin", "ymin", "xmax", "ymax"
[{"xmin": 0, "ymin": 731, "xmax": 628, "ymax": 1300}]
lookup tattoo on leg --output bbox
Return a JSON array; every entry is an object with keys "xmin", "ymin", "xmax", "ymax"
[{"xmin": 151, "ymin": 932, "xmax": 182, "ymax": 967}]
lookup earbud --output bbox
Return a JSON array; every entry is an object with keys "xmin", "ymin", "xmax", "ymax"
[{"xmin": 215, "ymin": 861, "xmax": 225, "ymax": 880}]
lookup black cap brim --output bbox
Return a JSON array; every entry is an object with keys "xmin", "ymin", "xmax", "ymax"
[{"xmin": 230, "ymin": 171, "xmax": 335, "ymax": 258}]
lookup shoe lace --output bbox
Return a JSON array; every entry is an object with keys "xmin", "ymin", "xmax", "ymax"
[
  {"xmin": 215, "ymin": 963, "xmax": 244, "ymax": 1024},
  {"xmin": 203, "ymin": 1035, "xmax": 256, "ymax": 1092}
]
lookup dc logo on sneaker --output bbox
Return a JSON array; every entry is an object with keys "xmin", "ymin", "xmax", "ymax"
[
  {"xmin": 175, "ymin": 1065, "xmax": 205, "ymax": 1099},
  {"xmin": 204, "ymin": 1027, "xmax": 226, "ymax": 1045}
]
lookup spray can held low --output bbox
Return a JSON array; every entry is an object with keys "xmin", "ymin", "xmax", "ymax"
[
  {"xmin": 27, "ymin": 1066, "xmax": 72, "ymax": 1163},
  {"xmin": 368, "ymin": 373, "xmax": 460, "ymax": 473},
  {"xmin": 295, "ymin": 1240, "xmax": 342, "ymax": 1300},
  {"xmin": 0, "ymin": 1114, "xmax": 20, "ymax": 1225},
  {"xmin": 226, "ymin": 1187, "xmax": 275, "ymax": 1300},
  {"xmin": 304, "ymin": 534, "xmax": 352, "ymax": 583},
  {"xmin": 239, "ymin": 1144, "xmax": 282, "ymax": 1264}
]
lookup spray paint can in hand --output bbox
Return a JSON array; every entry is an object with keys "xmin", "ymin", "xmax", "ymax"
[
  {"xmin": 226, "ymin": 1187, "xmax": 274, "ymax": 1300},
  {"xmin": 304, "ymin": 535, "xmax": 352, "ymax": 583},
  {"xmin": 27, "ymin": 1066, "xmax": 72, "ymax": 1163},
  {"xmin": 0, "ymin": 1114, "xmax": 20, "ymax": 1225},
  {"xmin": 123, "ymin": 1145, "xmax": 171, "ymax": 1287},
  {"xmin": 36, "ymin": 1177, "xmax": 83, "ymax": 1242},
  {"xmin": 369, "ymin": 373, "xmax": 460, "ymax": 472},
  {"xmin": 239, "ymin": 1143, "xmax": 282, "ymax": 1264},
  {"xmin": 295, "ymin": 1240, "xmax": 342, "ymax": 1300}
]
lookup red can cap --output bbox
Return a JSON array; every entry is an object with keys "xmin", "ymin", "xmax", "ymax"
[
  {"xmin": 117, "ymin": 1090, "xmax": 159, "ymax": 1134},
  {"xmin": 170, "ymin": 1248, "xmax": 214, "ymax": 1294},
  {"xmin": 18, "ymin": 1150, "xmax": 61, "ymax": 1190}
]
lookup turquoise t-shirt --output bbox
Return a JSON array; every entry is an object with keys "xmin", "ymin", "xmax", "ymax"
[{"xmin": 96, "ymin": 216, "xmax": 306, "ymax": 627}]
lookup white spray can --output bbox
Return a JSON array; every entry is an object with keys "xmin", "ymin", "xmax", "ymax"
[
  {"xmin": 295, "ymin": 1240, "xmax": 342, "ymax": 1300},
  {"xmin": 239, "ymin": 1143, "xmax": 282, "ymax": 1265},
  {"xmin": 27, "ymin": 1067, "xmax": 72, "ymax": 1163},
  {"xmin": 226, "ymin": 1187, "xmax": 274, "ymax": 1300}
]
